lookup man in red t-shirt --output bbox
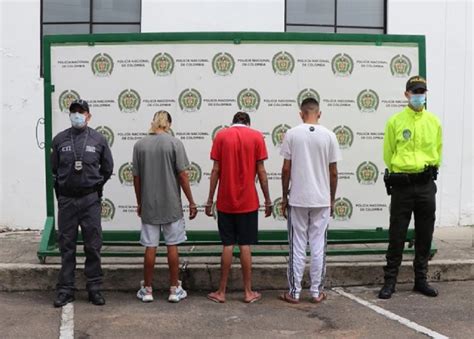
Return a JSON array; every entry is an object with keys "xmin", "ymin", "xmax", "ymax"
[{"xmin": 205, "ymin": 112, "xmax": 272, "ymax": 303}]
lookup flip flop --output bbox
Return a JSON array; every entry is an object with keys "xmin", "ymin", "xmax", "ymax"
[
  {"xmin": 207, "ymin": 293, "xmax": 225, "ymax": 303},
  {"xmin": 279, "ymin": 292, "xmax": 299, "ymax": 304},
  {"xmin": 244, "ymin": 292, "xmax": 262, "ymax": 304},
  {"xmin": 311, "ymin": 292, "xmax": 327, "ymax": 304}
]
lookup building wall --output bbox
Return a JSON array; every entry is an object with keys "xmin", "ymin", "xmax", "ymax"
[
  {"xmin": 387, "ymin": 0, "xmax": 473, "ymax": 226},
  {"xmin": 141, "ymin": 0, "xmax": 285, "ymax": 33},
  {"xmin": 0, "ymin": 0, "xmax": 46, "ymax": 229},
  {"xmin": 0, "ymin": 0, "xmax": 472, "ymax": 229}
]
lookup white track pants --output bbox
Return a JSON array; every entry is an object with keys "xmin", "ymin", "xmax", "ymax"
[{"xmin": 287, "ymin": 206, "xmax": 330, "ymax": 299}]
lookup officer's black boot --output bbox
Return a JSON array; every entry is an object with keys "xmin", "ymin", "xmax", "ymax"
[
  {"xmin": 88, "ymin": 290, "xmax": 106, "ymax": 306},
  {"xmin": 53, "ymin": 292, "xmax": 75, "ymax": 308},
  {"xmin": 378, "ymin": 282, "xmax": 396, "ymax": 299},
  {"xmin": 413, "ymin": 281, "xmax": 438, "ymax": 297}
]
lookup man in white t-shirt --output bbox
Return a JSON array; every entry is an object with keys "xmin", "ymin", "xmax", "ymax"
[{"xmin": 279, "ymin": 97, "xmax": 342, "ymax": 304}]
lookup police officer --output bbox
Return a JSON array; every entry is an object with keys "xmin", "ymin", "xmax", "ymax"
[
  {"xmin": 379, "ymin": 76, "xmax": 442, "ymax": 299},
  {"xmin": 51, "ymin": 99, "xmax": 114, "ymax": 307}
]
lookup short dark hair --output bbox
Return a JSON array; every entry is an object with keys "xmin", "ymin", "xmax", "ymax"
[
  {"xmin": 300, "ymin": 97, "xmax": 319, "ymax": 110},
  {"xmin": 232, "ymin": 111, "xmax": 251, "ymax": 125}
]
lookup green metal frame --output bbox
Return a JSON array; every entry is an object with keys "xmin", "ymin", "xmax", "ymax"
[
  {"xmin": 37, "ymin": 226, "xmax": 437, "ymax": 261},
  {"xmin": 38, "ymin": 32, "xmax": 433, "ymax": 263}
]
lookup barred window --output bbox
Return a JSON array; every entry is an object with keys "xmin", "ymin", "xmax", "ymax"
[
  {"xmin": 41, "ymin": 0, "xmax": 141, "ymax": 75},
  {"xmin": 286, "ymin": 0, "xmax": 386, "ymax": 34}
]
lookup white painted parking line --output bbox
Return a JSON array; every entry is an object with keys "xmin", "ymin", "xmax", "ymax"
[
  {"xmin": 59, "ymin": 303, "xmax": 74, "ymax": 339},
  {"xmin": 332, "ymin": 287, "xmax": 449, "ymax": 339}
]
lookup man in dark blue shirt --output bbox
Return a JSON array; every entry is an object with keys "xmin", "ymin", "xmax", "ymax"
[{"xmin": 51, "ymin": 99, "xmax": 113, "ymax": 307}]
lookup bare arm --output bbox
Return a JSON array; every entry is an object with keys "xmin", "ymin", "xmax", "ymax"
[
  {"xmin": 178, "ymin": 170, "xmax": 197, "ymax": 219},
  {"xmin": 133, "ymin": 176, "xmax": 141, "ymax": 217},
  {"xmin": 281, "ymin": 159, "xmax": 292, "ymax": 219},
  {"xmin": 329, "ymin": 162, "xmax": 338, "ymax": 216},
  {"xmin": 205, "ymin": 161, "xmax": 220, "ymax": 216},
  {"xmin": 257, "ymin": 160, "xmax": 272, "ymax": 217}
]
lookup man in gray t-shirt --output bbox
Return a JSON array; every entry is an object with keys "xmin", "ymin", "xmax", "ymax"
[
  {"xmin": 133, "ymin": 111, "xmax": 197, "ymax": 303},
  {"xmin": 133, "ymin": 132, "xmax": 189, "ymax": 224}
]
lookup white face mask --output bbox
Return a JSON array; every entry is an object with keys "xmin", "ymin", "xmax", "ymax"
[
  {"xmin": 69, "ymin": 112, "xmax": 87, "ymax": 129},
  {"xmin": 409, "ymin": 94, "xmax": 426, "ymax": 109}
]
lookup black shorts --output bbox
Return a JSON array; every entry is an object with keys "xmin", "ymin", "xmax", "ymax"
[{"xmin": 217, "ymin": 210, "xmax": 258, "ymax": 246}]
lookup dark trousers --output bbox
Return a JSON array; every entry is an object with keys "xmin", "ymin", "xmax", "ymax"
[
  {"xmin": 383, "ymin": 179, "xmax": 436, "ymax": 284},
  {"xmin": 56, "ymin": 192, "xmax": 103, "ymax": 295}
]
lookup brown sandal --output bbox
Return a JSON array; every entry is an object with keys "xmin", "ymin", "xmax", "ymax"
[
  {"xmin": 207, "ymin": 293, "xmax": 225, "ymax": 303},
  {"xmin": 311, "ymin": 292, "xmax": 327, "ymax": 303},
  {"xmin": 279, "ymin": 292, "xmax": 299, "ymax": 304},
  {"xmin": 244, "ymin": 292, "xmax": 262, "ymax": 304}
]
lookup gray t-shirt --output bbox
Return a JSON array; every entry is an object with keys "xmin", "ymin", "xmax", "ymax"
[{"xmin": 132, "ymin": 133, "xmax": 189, "ymax": 224}]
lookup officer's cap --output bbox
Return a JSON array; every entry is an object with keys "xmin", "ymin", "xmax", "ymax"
[
  {"xmin": 406, "ymin": 76, "xmax": 427, "ymax": 92},
  {"xmin": 69, "ymin": 99, "xmax": 90, "ymax": 112}
]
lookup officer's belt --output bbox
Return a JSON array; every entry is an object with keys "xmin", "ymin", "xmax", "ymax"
[
  {"xmin": 58, "ymin": 186, "xmax": 98, "ymax": 198},
  {"xmin": 388, "ymin": 171, "xmax": 432, "ymax": 186}
]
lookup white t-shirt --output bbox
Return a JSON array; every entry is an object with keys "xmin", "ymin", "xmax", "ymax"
[{"xmin": 280, "ymin": 123, "xmax": 342, "ymax": 208}]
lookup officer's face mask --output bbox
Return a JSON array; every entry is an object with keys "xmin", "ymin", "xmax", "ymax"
[
  {"xmin": 69, "ymin": 112, "xmax": 87, "ymax": 129},
  {"xmin": 409, "ymin": 94, "xmax": 426, "ymax": 110}
]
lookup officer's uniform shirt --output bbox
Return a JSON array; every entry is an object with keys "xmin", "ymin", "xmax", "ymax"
[
  {"xmin": 51, "ymin": 126, "xmax": 113, "ymax": 192},
  {"xmin": 383, "ymin": 106, "xmax": 442, "ymax": 173}
]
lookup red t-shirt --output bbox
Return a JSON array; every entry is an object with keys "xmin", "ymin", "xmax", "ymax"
[{"xmin": 210, "ymin": 125, "xmax": 268, "ymax": 213}]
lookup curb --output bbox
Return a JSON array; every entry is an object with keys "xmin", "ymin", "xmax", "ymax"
[{"xmin": 0, "ymin": 260, "xmax": 473, "ymax": 292}]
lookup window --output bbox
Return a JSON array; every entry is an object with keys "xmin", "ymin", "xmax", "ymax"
[
  {"xmin": 41, "ymin": 0, "xmax": 141, "ymax": 74},
  {"xmin": 285, "ymin": 0, "xmax": 386, "ymax": 34}
]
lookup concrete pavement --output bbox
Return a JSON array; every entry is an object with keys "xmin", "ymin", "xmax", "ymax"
[{"xmin": 0, "ymin": 281, "xmax": 472, "ymax": 338}]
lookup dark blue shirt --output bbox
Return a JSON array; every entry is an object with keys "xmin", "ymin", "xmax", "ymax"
[{"xmin": 51, "ymin": 126, "xmax": 113, "ymax": 191}]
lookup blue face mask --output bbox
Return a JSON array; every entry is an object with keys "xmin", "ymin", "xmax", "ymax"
[
  {"xmin": 69, "ymin": 112, "xmax": 87, "ymax": 129},
  {"xmin": 409, "ymin": 94, "xmax": 426, "ymax": 109}
]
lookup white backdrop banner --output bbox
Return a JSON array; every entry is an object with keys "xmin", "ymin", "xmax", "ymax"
[{"xmin": 49, "ymin": 39, "xmax": 419, "ymax": 230}]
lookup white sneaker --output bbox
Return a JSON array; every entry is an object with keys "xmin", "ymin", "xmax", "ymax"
[
  {"xmin": 137, "ymin": 281, "xmax": 154, "ymax": 302},
  {"xmin": 168, "ymin": 280, "xmax": 187, "ymax": 303}
]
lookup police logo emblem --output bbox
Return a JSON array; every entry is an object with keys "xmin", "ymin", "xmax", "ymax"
[
  {"xmin": 357, "ymin": 89, "xmax": 379, "ymax": 113},
  {"xmin": 390, "ymin": 54, "xmax": 412, "ymax": 77},
  {"xmin": 91, "ymin": 53, "xmax": 114, "ymax": 77},
  {"xmin": 272, "ymin": 197, "xmax": 285, "ymax": 221},
  {"xmin": 179, "ymin": 88, "xmax": 202, "ymax": 112},
  {"xmin": 152, "ymin": 52, "xmax": 174, "ymax": 76},
  {"xmin": 331, "ymin": 53, "xmax": 354, "ymax": 77},
  {"xmin": 59, "ymin": 90, "xmax": 80, "ymax": 113},
  {"xmin": 187, "ymin": 162, "xmax": 202, "ymax": 186},
  {"xmin": 357, "ymin": 161, "xmax": 379, "ymax": 185},
  {"xmin": 272, "ymin": 124, "xmax": 291, "ymax": 147},
  {"xmin": 95, "ymin": 126, "xmax": 114, "ymax": 147},
  {"xmin": 101, "ymin": 198, "xmax": 115, "ymax": 222},
  {"xmin": 237, "ymin": 88, "xmax": 260, "ymax": 112},
  {"xmin": 118, "ymin": 89, "xmax": 141, "ymax": 113},
  {"xmin": 212, "ymin": 52, "xmax": 235, "ymax": 76},
  {"xmin": 403, "ymin": 129, "xmax": 412, "ymax": 140},
  {"xmin": 272, "ymin": 51, "xmax": 295, "ymax": 75},
  {"xmin": 297, "ymin": 88, "xmax": 320, "ymax": 107},
  {"xmin": 333, "ymin": 125, "xmax": 354, "ymax": 149},
  {"xmin": 333, "ymin": 198, "xmax": 353, "ymax": 221},
  {"xmin": 118, "ymin": 162, "xmax": 134, "ymax": 186}
]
